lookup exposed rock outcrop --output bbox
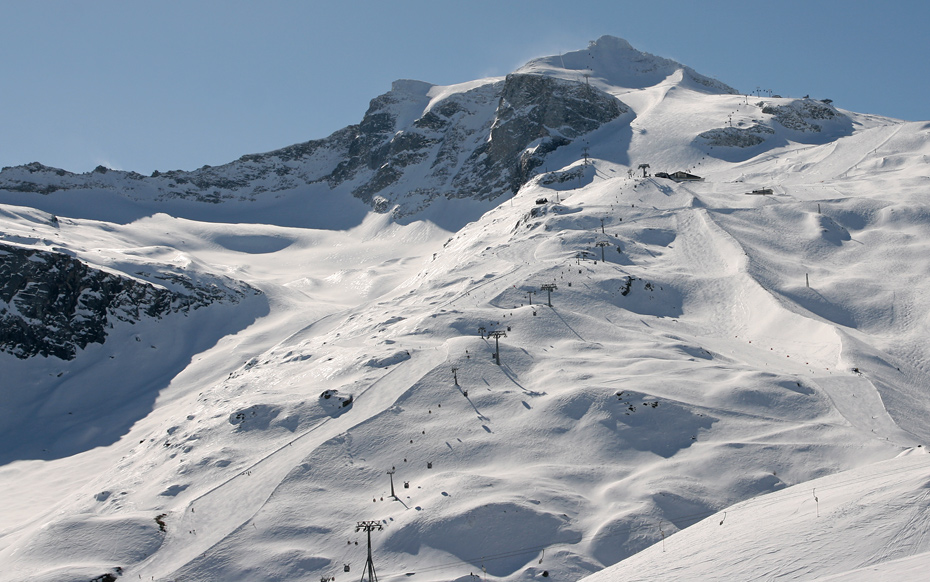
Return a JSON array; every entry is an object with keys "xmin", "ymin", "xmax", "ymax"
[
  {"xmin": 698, "ymin": 123, "xmax": 775, "ymax": 148},
  {"xmin": 0, "ymin": 243, "xmax": 255, "ymax": 359},
  {"xmin": 461, "ymin": 74, "xmax": 629, "ymax": 197},
  {"xmin": 760, "ymin": 98, "xmax": 842, "ymax": 133},
  {"xmin": 0, "ymin": 74, "xmax": 629, "ymax": 219}
]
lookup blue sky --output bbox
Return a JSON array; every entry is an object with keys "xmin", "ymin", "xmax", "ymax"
[{"xmin": 2, "ymin": 0, "xmax": 927, "ymax": 174}]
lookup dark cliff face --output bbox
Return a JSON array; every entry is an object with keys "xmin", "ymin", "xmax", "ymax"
[
  {"xmin": 0, "ymin": 244, "xmax": 253, "ymax": 360},
  {"xmin": 0, "ymin": 74, "xmax": 629, "ymax": 218},
  {"xmin": 318, "ymin": 73, "xmax": 629, "ymax": 212},
  {"xmin": 465, "ymin": 73, "xmax": 629, "ymax": 196}
]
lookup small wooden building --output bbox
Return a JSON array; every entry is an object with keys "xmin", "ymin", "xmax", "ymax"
[{"xmin": 668, "ymin": 171, "xmax": 703, "ymax": 182}]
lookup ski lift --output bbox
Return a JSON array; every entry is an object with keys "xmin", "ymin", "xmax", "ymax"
[
  {"xmin": 344, "ymin": 564, "xmax": 351, "ymax": 573},
  {"xmin": 404, "ymin": 481, "xmax": 410, "ymax": 489},
  {"xmin": 427, "ymin": 461, "xmax": 433, "ymax": 469}
]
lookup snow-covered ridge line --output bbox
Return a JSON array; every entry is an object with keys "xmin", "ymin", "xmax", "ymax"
[
  {"xmin": 582, "ymin": 448, "xmax": 930, "ymax": 581},
  {"xmin": 0, "ymin": 36, "xmax": 745, "ymax": 226},
  {"xmin": 0, "ymin": 73, "xmax": 628, "ymax": 222},
  {"xmin": 517, "ymin": 35, "xmax": 738, "ymax": 95}
]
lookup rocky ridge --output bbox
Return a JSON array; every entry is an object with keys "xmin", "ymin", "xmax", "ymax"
[
  {"xmin": 0, "ymin": 37, "xmax": 729, "ymax": 219},
  {"xmin": 0, "ymin": 75, "xmax": 626, "ymax": 218},
  {"xmin": 0, "ymin": 242, "xmax": 255, "ymax": 359},
  {"xmin": 698, "ymin": 98, "xmax": 848, "ymax": 148}
]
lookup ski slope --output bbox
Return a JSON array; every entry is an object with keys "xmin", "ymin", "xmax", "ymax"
[
  {"xmin": 583, "ymin": 447, "xmax": 930, "ymax": 581},
  {"xmin": 2, "ymin": 36, "xmax": 930, "ymax": 582}
]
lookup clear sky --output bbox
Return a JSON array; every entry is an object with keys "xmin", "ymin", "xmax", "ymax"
[{"xmin": 2, "ymin": 0, "xmax": 927, "ymax": 175}]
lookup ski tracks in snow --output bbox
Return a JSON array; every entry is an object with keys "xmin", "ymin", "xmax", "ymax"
[
  {"xmin": 132, "ymin": 345, "xmax": 450, "ymax": 581},
  {"xmin": 811, "ymin": 375, "xmax": 914, "ymax": 446}
]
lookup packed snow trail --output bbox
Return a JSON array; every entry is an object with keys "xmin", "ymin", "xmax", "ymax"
[
  {"xmin": 812, "ymin": 374, "xmax": 915, "ymax": 446},
  {"xmin": 132, "ymin": 345, "xmax": 449, "ymax": 581}
]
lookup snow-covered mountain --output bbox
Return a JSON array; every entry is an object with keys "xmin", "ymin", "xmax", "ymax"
[
  {"xmin": 0, "ymin": 36, "xmax": 738, "ymax": 227},
  {"xmin": 2, "ymin": 35, "xmax": 930, "ymax": 582}
]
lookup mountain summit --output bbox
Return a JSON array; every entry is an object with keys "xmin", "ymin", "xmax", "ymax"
[
  {"xmin": 0, "ymin": 37, "xmax": 737, "ymax": 227},
  {"xmin": 517, "ymin": 35, "xmax": 738, "ymax": 94}
]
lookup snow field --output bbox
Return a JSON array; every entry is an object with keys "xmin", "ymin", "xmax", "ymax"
[
  {"xmin": 4, "ymin": 38, "xmax": 930, "ymax": 581},
  {"xmin": 122, "ymin": 170, "xmax": 914, "ymax": 580},
  {"xmin": 583, "ymin": 448, "xmax": 930, "ymax": 581}
]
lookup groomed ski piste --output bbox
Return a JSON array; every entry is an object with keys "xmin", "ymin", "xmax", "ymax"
[{"xmin": 2, "ymin": 36, "xmax": 930, "ymax": 582}]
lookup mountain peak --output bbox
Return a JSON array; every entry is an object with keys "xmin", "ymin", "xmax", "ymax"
[
  {"xmin": 517, "ymin": 34, "xmax": 737, "ymax": 94},
  {"xmin": 588, "ymin": 34, "xmax": 635, "ymax": 51},
  {"xmin": 390, "ymin": 78, "xmax": 434, "ymax": 97}
]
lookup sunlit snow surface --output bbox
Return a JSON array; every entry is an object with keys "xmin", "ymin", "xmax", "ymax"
[{"xmin": 3, "ymin": 37, "xmax": 930, "ymax": 582}]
